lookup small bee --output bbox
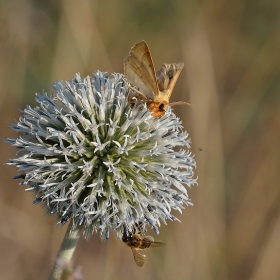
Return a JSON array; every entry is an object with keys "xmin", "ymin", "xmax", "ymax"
[{"xmin": 122, "ymin": 231, "xmax": 165, "ymax": 267}]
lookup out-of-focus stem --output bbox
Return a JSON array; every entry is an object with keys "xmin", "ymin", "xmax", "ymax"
[{"xmin": 49, "ymin": 220, "xmax": 83, "ymax": 280}]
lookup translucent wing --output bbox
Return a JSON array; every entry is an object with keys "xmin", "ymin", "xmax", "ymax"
[
  {"xmin": 141, "ymin": 236, "xmax": 166, "ymax": 249},
  {"xmin": 142, "ymin": 236, "xmax": 154, "ymax": 243},
  {"xmin": 124, "ymin": 41, "xmax": 159, "ymax": 99},
  {"xmin": 150, "ymin": 241, "xmax": 166, "ymax": 248},
  {"xmin": 131, "ymin": 248, "xmax": 146, "ymax": 267}
]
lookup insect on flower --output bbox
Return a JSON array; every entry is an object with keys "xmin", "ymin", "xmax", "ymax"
[
  {"xmin": 124, "ymin": 40, "xmax": 191, "ymax": 117},
  {"xmin": 5, "ymin": 70, "xmax": 197, "ymax": 241},
  {"xmin": 122, "ymin": 231, "xmax": 165, "ymax": 267}
]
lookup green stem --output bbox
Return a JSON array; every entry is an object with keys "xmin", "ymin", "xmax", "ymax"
[{"xmin": 49, "ymin": 220, "xmax": 83, "ymax": 280}]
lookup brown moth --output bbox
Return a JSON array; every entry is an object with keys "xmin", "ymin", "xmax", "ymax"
[{"xmin": 124, "ymin": 40, "xmax": 191, "ymax": 117}]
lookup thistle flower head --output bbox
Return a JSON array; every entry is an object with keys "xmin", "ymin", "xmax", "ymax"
[{"xmin": 6, "ymin": 71, "xmax": 197, "ymax": 240}]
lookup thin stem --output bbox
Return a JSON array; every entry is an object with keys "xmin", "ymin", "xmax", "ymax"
[{"xmin": 49, "ymin": 220, "xmax": 83, "ymax": 280}]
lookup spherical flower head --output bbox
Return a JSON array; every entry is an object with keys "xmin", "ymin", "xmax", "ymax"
[{"xmin": 6, "ymin": 71, "xmax": 197, "ymax": 240}]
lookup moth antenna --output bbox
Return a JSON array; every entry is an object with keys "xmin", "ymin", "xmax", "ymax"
[
  {"xmin": 169, "ymin": 101, "xmax": 193, "ymax": 107},
  {"xmin": 123, "ymin": 79, "xmax": 148, "ymax": 100}
]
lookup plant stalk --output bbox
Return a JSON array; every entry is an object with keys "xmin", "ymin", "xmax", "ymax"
[{"xmin": 49, "ymin": 220, "xmax": 83, "ymax": 280}]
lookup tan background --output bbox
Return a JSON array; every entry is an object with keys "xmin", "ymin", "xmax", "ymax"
[{"xmin": 1, "ymin": 0, "xmax": 280, "ymax": 279}]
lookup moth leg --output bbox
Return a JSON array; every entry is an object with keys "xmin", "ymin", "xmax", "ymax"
[
  {"xmin": 169, "ymin": 101, "xmax": 193, "ymax": 107},
  {"xmin": 123, "ymin": 79, "xmax": 148, "ymax": 100}
]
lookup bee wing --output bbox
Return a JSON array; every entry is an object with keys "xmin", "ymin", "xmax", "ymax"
[
  {"xmin": 124, "ymin": 41, "xmax": 159, "ymax": 100},
  {"xmin": 150, "ymin": 241, "xmax": 166, "ymax": 248},
  {"xmin": 142, "ymin": 236, "xmax": 154, "ymax": 243},
  {"xmin": 131, "ymin": 248, "xmax": 146, "ymax": 267},
  {"xmin": 141, "ymin": 236, "xmax": 165, "ymax": 248},
  {"xmin": 156, "ymin": 63, "xmax": 184, "ymax": 102}
]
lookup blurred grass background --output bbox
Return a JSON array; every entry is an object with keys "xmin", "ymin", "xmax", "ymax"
[{"xmin": 1, "ymin": 0, "xmax": 280, "ymax": 279}]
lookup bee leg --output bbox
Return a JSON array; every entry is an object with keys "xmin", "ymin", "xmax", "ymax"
[
  {"xmin": 122, "ymin": 224, "xmax": 130, "ymax": 242},
  {"xmin": 134, "ymin": 222, "xmax": 147, "ymax": 235}
]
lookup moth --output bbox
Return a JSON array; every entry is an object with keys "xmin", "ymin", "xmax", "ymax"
[{"xmin": 124, "ymin": 40, "xmax": 191, "ymax": 117}]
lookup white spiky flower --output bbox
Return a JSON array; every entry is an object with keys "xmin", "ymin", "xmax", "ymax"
[{"xmin": 6, "ymin": 71, "xmax": 197, "ymax": 240}]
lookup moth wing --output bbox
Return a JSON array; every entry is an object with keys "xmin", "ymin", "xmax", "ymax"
[
  {"xmin": 124, "ymin": 41, "xmax": 159, "ymax": 99},
  {"xmin": 156, "ymin": 63, "xmax": 184, "ymax": 102},
  {"xmin": 131, "ymin": 248, "xmax": 146, "ymax": 267}
]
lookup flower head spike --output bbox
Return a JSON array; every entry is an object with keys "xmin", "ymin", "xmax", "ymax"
[{"xmin": 5, "ymin": 71, "xmax": 197, "ymax": 240}]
